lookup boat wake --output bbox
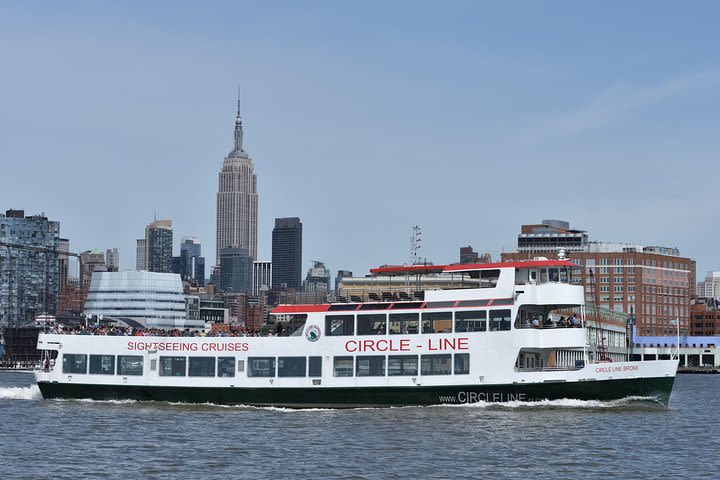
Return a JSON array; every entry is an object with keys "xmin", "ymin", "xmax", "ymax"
[
  {"xmin": 0, "ymin": 385, "xmax": 42, "ymax": 401},
  {"xmin": 441, "ymin": 396, "xmax": 664, "ymax": 410}
]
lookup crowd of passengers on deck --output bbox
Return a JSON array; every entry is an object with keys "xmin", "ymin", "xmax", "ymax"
[
  {"xmin": 49, "ymin": 324, "xmax": 299, "ymax": 337},
  {"xmin": 519, "ymin": 313, "xmax": 582, "ymax": 329}
]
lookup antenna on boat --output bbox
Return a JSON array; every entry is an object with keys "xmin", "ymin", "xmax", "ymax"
[{"xmin": 410, "ymin": 226, "xmax": 422, "ymax": 265}]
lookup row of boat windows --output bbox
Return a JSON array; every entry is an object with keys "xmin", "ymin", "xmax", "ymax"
[
  {"xmin": 61, "ymin": 353, "xmax": 471, "ymax": 378},
  {"xmin": 325, "ymin": 310, "xmax": 512, "ymax": 335}
]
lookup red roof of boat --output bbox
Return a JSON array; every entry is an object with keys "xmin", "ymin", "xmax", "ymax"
[
  {"xmin": 370, "ymin": 259, "xmax": 575, "ymax": 275},
  {"xmin": 272, "ymin": 304, "xmax": 331, "ymax": 314}
]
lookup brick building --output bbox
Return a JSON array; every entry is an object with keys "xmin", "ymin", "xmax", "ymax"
[{"xmin": 502, "ymin": 220, "xmax": 695, "ymax": 336}]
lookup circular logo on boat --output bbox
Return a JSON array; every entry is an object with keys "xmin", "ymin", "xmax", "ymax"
[{"xmin": 305, "ymin": 324, "xmax": 321, "ymax": 342}]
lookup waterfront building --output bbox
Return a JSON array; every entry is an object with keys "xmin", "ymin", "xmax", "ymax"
[
  {"xmin": 304, "ymin": 261, "xmax": 331, "ymax": 292},
  {"xmin": 136, "ymin": 239, "xmax": 146, "ymax": 270},
  {"xmin": 252, "ymin": 261, "xmax": 272, "ymax": 295},
  {"xmin": 83, "ymin": 271, "xmax": 195, "ymax": 329},
  {"xmin": 79, "ymin": 250, "xmax": 106, "ymax": 290},
  {"xmin": 219, "ymin": 248, "xmax": 253, "ymax": 294},
  {"xmin": 501, "ymin": 219, "xmax": 695, "ymax": 337},
  {"xmin": 106, "ymin": 248, "xmax": 119, "ymax": 272},
  {"xmin": 216, "ymin": 94, "xmax": 258, "ymax": 264},
  {"xmin": 271, "ymin": 217, "xmax": 302, "ymax": 290},
  {"xmin": 689, "ymin": 299, "xmax": 720, "ymax": 336},
  {"xmin": 145, "ymin": 219, "xmax": 173, "ymax": 273},
  {"xmin": 0, "ymin": 209, "xmax": 60, "ymax": 326},
  {"xmin": 58, "ymin": 238, "xmax": 70, "ymax": 290}
]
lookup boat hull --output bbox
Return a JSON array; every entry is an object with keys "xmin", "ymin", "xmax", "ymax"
[{"xmin": 37, "ymin": 375, "xmax": 675, "ymax": 408}]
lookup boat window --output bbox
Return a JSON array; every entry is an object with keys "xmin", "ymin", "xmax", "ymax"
[
  {"xmin": 480, "ymin": 269, "xmax": 500, "ymax": 288},
  {"xmin": 559, "ymin": 267, "xmax": 569, "ymax": 283},
  {"xmin": 357, "ymin": 314, "xmax": 386, "ymax": 335},
  {"xmin": 89, "ymin": 354, "xmax": 114, "ymax": 375},
  {"xmin": 388, "ymin": 355, "xmax": 418, "ymax": 376},
  {"xmin": 278, "ymin": 357, "xmax": 307, "ymax": 377},
  {"xmin": 529, "ymin": 270, "xmax": 538, "ymax": 283},
  {"xmin": 218, "ymin": 357, "xmax": 235, "ymax": 377},
  {"xmin": 423, "ymin": 301, "xmax": 456, "ymax": 309},
  {"xmin": 118, "ymin": 355, "xmax": 143, "ymax": 376},
  {"xmin": 62, "ymin": 354, "xmax": 87, "ymax": 374},
  {"xmin": 548, "ymin": 268, "xmax": 559, "ymax": 282},
  {"xmin": 359, "ymin": 303, "xmax": 390, "ymax": 311},
  {"xmin": 491, "ymin": 298, "xmax": 513, "ymax": 306},
  {"xmin": 489, "ymin": 309, "xmax": 512, "ymax": 331},
  {"xmin": 325, "ymin": 315, "xmax": 354, "ymax": 336},
  {"xmin": 189, "ymin": 357, "xmax": 215, "ymax": 377},
  {"xmin": 327, "ymin": 304, "xmax": 360, "ymax": 311},
  {"xmin": 389, "ymin": 313, "xmax": 419, "ymax": 334},
  {"xmin": 309, "ymin": 356, "xmax": 322, "ymax": 377},
  {"xmin": 160, "ymin": 356, "xmax": 187, "ymax": 377},
  {"xmin": 454, "ymin": 353, "xmax": 470, "ymax": 375},
  {"xmin": 356, "ymin": 356, "xmax": 386, "ymax": 377},
  {"xmin": 390, "ymin": 302, "xmax": 423, "ymax": 310},
  {"xmin": 457, "ymin": 299, "xmax": 490, "ymax": 307},
  {"xmin": 540, "ymin": 268, "xmax": 548, "ymax": 283},
  {"xmin": 422, "ymin": 311, "xmax": 452, "ymax": 333},
  {"xmin": 455, "ymin": 310, "xmax": 487, "ymax": 332},
  {"xmin": 333, "ymin": 356, "xmax": 354, "ymax": 377},
  {"xmin": 248, "ymin": 357, "xmax": 276, "ymax": 377},
  {"xmin": 421, "ymin": 354, "xmax": 452, "ymax": 375}
]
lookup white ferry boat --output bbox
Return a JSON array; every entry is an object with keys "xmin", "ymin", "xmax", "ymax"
[{"xmin": 34, "ymin": 260, "xmax": 678, "ymax": 407}]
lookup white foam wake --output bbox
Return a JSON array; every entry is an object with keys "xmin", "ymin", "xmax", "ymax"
[
  {"xmin": 443, "ymin": 396, "xmax": 661, "ymax": 409},
  {"xmin": 0, "ymin": 385, "xmax": 42, "ymax": 400}
]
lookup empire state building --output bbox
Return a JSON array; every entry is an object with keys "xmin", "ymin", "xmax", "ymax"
[{"xmin": 216, "ymin": 95, "xmax": 258, "ymax": 264}]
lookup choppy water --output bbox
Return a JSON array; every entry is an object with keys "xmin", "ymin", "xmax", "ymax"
[{"xmin": 1, "ymin": 372, "xmax": 719, "ymax": 479}]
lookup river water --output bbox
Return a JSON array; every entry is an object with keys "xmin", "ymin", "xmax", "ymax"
[{"xmin": 1, "ymin": 371, "xmax": 718, "ymax": 479}]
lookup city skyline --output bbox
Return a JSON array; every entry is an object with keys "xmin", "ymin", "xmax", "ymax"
[{"xmin": 1, "ymin": 2, "xmax": 719, "ymax": 279}]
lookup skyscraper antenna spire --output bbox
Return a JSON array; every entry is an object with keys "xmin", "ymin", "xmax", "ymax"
[{"xmin": 232, "ymin": 88, "xmax": 244, "ymax": 156}]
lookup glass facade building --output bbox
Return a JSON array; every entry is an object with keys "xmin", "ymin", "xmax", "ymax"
[
  {"xmin": 272, "ymin": 217, "xmax": 302, "ymax": 290},
  {"xmin": 83, "ymin": 271, "xmax": 200, "ymax": 329},
  {"xmin": 146, "ymin": 220, "xmax": 173, "ymax": 273},
  {"xmin": 220, "ymin": 248, "xmax": 253, "ymax": 294},
  {"xmin": 0, "ymin": 209, "xmax": 60, "ymax": 326}
]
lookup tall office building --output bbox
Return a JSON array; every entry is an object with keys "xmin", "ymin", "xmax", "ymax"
[
  {"xmin": 136, "ymin": 239, "xmax": 146, "ymax": 270},
  {"xmin": 219, "ymin": 248, "xmax": 253, "ymax": 294},
  {"xmin": 146, "ymin": 220, "xmax": 173, "ymax": 273},
  {"xmin": 179, "ymin": 237, "xmax": 205, "ymax": 286},
  {"xmin": 304, "ymin": 261, "xmax": 331, "ymax": 292},
  {"xmin": 252, "ymin": 261, "xmax": 272, "ymax": 295},
  {"xmin": 106, "ymin": 248, "xmax": 119, "ymax": 272},
  {"xmin": 79, "ymin": 250, "xmax": 106, "ymax": 290},
  {"xmin": 216, "ymin": 94, "xmax": 258, "ymax": 264},
  {"xmin": 272, "ymin": 217, "xmax": 302, "ymax": 290},
  {"xmin": 335, "ymin": 270, "xmax": 353, "ymax": 291},
  {"xmin": 58, "ymin": 238, "xmax": 70, "ymax": 290},
  {"xmin": 0, "ymin": 209, "xmax": 60, "ymax": 326}
]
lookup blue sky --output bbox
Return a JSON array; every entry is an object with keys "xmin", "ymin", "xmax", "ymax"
[{"xmin": 1, "ymin": 1, "xmax": 719, "ymax": 280}]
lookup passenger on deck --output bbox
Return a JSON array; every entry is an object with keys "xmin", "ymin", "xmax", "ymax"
[
  {"xmin": 532, "ymin": 315, "xmax": 540, "ymax": 328},
  {"xmin": 571, "ymin": 314, "xmax": 582, "ymax": 327},
  {"xmin": 543, "ymin": 316, "xmax": 554, "ymax": 327},
  {"xmin": 522, "ymin": 317, "xmax": 531, "ymax": 328},
  {"xmin": 557, "ymin": 316, "xmax": 567, "ymax": 327}
]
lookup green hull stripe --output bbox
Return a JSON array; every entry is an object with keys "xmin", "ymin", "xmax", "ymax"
[{"xmin": 38, "ymin": 376, "xmax": 675, "ymax": 408}]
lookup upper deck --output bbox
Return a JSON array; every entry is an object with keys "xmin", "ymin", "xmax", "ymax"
[{"xmin": 278, "ymin": 259, "xmax": 584, "ymax": 315}]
